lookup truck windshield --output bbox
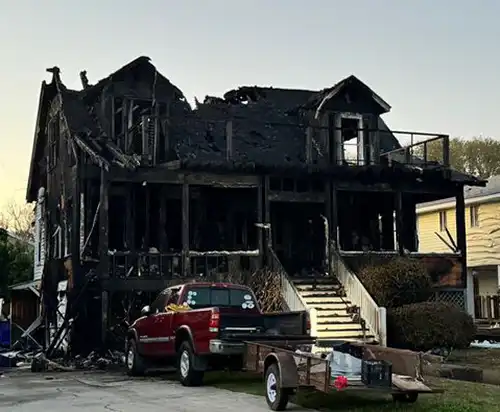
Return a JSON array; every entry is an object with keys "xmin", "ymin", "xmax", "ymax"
[{"xmin": 182, "ymin": 287, "xmax": 256, "ymax": 310}]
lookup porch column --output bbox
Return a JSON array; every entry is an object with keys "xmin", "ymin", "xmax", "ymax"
[
  {"xmin": 497, "ymin": 265, "xmax": 500, "ymax": 293},
  {"xmin": 257, "ymin": 178, "xmax": 264, "ymax": 265},
  {"xmin": 264, "ymin": 176, "xmax": 271, "ymax": 251},
  {"xmin": 125, "ymin": 183, "xmax": 135, "ymax": 251},
  {"xmin": 98, "ymin": 168, "xmax": 110, "ymax": 348},
  {"xmin": 99, "ymin": 168, "xmax": 109, "ymax": 277},
  {"xmin": 466, "ymin": 269, "xmax": 475, "ymax": 318},
  {"xmin": 394, "ymin": 190, "xmax": 404, "ymax": 254},
  {"xmin": 70, "ymin": 165, "xmax": 81, "ymax": 287},
  {"xmin": 455, "ymin": 187, "xmax": 467, "ymax": 288},
  {"xmin": 330, "ymin": 182, "xmax": 339, "ymax": 250},
  {"xmin": 181, "ymin": 182, "xmax": 190, "ymax": 276}
]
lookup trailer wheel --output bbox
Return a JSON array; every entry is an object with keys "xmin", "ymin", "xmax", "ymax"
[
  {"xmin": 265, "ymin": 363, "xmax": 291, "ymax": 411},
  {"xmin": 392, "ymin": 392, "xmax": 419, "ymax": 403},
  {"xmin": 126, "ymin": 339, "xmax": 146, "ymax": 376},
  {"xmin": 177, "ymin": 341, "xmax": 204, "ymax": 386}
]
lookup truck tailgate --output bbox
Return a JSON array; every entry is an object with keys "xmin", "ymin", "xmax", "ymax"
[{"xmin": 218, "ymin": 310, "xmax": 309, "ymax": 340}]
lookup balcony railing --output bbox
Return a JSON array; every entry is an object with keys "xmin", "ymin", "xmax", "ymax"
[
  {"xmin": 380, "ymin": 133, "xmax": 450, "ymax": 168},
  {"xmin": 113, "ymin": 112, "xmax": 451, "ymax": 169}
]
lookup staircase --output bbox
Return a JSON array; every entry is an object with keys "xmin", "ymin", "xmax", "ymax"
[
  {"xmin": 268, "ymin": 246, "xmax": 386, "ymax": 348},
  {"xmin": 293, "ymin": 277, "xmax": 376, "ymax": 343}
]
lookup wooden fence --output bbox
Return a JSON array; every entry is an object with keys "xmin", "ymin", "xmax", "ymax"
[{"xmin": 475, "ymin": 295, "xmax": 500, "ymax": 320}]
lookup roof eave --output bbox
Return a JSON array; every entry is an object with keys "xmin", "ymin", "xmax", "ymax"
[{"xmin": 26, "ymin": 81, "xmax": 48, "ymax": 203}]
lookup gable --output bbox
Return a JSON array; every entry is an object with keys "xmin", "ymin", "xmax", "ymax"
[
  {"xmin": 303, "ymin": 75, "xmax": 391, "ymax": 118},
  {"xmin": 26, "ymin": 81, "xmax": 59, "ymax": 202}
]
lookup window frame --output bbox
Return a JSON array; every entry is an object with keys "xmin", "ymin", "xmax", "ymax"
[
  {"xmin": 439, "ymin": 210, "xmax": 447, "ymax": 232},
  {"xmin": 470, "ymin": 205, "xmax": 480, "ymax": 228}
]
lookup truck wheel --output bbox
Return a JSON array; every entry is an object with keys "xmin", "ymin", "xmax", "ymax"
[
  {"xmin": 392, "ymin": 393, "xmax": 418, "ymax": 403},
  {"xmin": 265, "ymin": 363, "xmax": 291, "ymax": 411},
  {"xmin": 178, "ymin": 341, "xmax": 204, "ymax": 386},
  {"xmin": 126, "ymin": 339, "xmax": 146, "ymax": 376}
]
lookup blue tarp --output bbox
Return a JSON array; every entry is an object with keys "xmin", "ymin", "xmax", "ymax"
[{"xmin": 0, "ymin": 321, "xmax": 10, "ymax": 347}]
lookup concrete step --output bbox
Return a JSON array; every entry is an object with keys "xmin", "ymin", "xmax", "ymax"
[
  {"xmin": 293, "ymin": 278, "xmax": 340, "ymax": 286},
  {"xmin": 303, "ymin": 296, "xmax": 350, "ymax": 305},
  {"xmin": 308, "ymin": 302, "xmax": 348, "ymax": 311},
  {"xmin": 314, "ymin": 308, "xmax": 351, "ymax": 317},
  {"xmin": 299, "ymin": 290, "xmax": 341, "ymax": 298},
  {"xmin": 316, "ymin": 322, "xmax": 364, "ymax": 331},
  {"xmin": 316, "ymin": 315, "xmax": 355, "ymax": 323},
  {"xmin": 316, "ymin": 329, "xmax": 374, "ymax": 339},
  {"xmin": 312, "ymin": 338, "xmax": 378, "ymax": 352}
]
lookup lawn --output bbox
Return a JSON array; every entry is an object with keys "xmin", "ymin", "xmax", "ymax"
[
  {"xmin": 204, "ymin": 371, "xmax": 500, "ymax": 412},
  {"xmin": 446, "ymin": 347, "xmax": 500, "ymax": 370}
]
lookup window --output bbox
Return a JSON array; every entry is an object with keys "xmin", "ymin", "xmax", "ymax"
[
  {"xmin": 181, "ymin": 286, "xmax": 257, "ymax": 310},
  {"xmin": 470, "ymin": 205, "xmax": 480, "ymax": 227},
  {"xmin": 439, "ymin": 211, "xmax": 447, "ymax": 232}
]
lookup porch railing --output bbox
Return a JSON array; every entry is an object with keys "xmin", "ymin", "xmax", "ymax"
[
  {"xmin": 332, "ymin": 248, "xmax": 387, "ymax": 346},
  {"xmin": 107, "ymin": 249, "xmax": 260, "ymax": 279},
  {"xmin": 108, "ymin": 251, "xmax": 182, "ymax": 278},
  {"xmin": 475, "ymin": 295, "xmax": 500, "ymax": 320}
]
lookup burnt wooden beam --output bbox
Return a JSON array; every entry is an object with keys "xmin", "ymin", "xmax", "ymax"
[
  {"xmin": 226, "ymin": 120, "xmax": 233, "ymax": 160},
  {"xmin": 455, "ymin": 186, "xmax": 467, "ymax": 288},
  {"xmin": 257, "ymin": 180, "xmax": 263, "ymax": 264},
  {"xmin": 263, "ymin": 176, "xmax": 271, "ymax": 254},
  {"xmin": 268, "ymin": 191, "xmax": 325, "ymax": 203},
  {"xmin": 305, "ymin": 126, "xmax": 313, "ymax": 164},
  {"xmin": 394, "ymin": 190, "xmax": 404, "ymax": 255},
  {"xmin": 99, "ymin": 168, "xmax": 110, "ymax": 278},
  {"xmin": 109, "ymin": 167, "xmax": 259, "ymax": 188},
  {"xmin": 125, "ymin": 183, "xmax": 135, "ymax": 250},
  {"xmin": 159, "ymin": 185, "xmax": 168, "ymax": 251},
  {"xmin": 181, "ymin": 183, "xmax": 190, "ymax": 276},
  {"xmin": 70, "ymin": 165, "xmax": 81, "ymax": 287},
  {"xmin": 144, "ymin": 184, "xmax": 150, "ymax": 248},
  {"xmin": 101, "ymin": 290, "xmax": 108, "ymax": 348},
  {"xmin": 330, "ymin": 182, "xmax": 339, "ymax": 251}
]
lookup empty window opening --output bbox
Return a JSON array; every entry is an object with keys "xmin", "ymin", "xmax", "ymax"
[
  {"xmin": 470, "ymin": 205, "xmax": 479, "ymax": 227},
  {"xmin": 439, "ymin": 211, "xmax": 447, "ymax": 232}
]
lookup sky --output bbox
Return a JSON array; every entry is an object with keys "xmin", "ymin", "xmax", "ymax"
[{"xmin": 0, "ymin": 0, "xmax": 499, "ymax": 210}]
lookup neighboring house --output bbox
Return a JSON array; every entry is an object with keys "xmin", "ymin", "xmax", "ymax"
[
  {"xmin": 26, "ymin": 56, "xmax": 484, "ymax": 353},
  {"xmin": 417, "ymin": 175, "xmax": 500, "ymax": 318}
]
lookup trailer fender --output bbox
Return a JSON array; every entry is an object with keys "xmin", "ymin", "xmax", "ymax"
[{"xmin": 264, "ymin": 352, "xmax": 298, "ymax": 389}]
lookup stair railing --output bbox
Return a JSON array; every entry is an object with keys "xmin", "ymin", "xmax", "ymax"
[
  {"xmin": 332, "ymin": 248, "xmax": 387, "ymax": 346},
  {"xmin": 267, "ymin": 247, "xmax": 309, "ymax": 313}
]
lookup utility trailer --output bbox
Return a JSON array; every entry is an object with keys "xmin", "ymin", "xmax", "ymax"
[{"xmin": 244, "ymin": 340, "xmax": 443, "ymax": 411}]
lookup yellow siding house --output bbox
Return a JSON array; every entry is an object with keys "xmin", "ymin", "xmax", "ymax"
[{"xmin": 417, "ymin": 175, "xmax": 500, "ymax": 319}]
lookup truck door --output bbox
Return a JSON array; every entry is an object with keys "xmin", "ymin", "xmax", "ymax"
[
  {"xmin": 139, "ymin": 289, "xmax": 170, "ymax": 357},
  {"xmin": 150, "ymin": 287, "xmax": 181, "ymax": 356}
]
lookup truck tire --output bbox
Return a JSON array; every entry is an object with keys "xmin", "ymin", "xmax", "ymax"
[
  {"xmin": 265, "ymin": 363, "xmax": 291, "ymax": 411},
  {"xmin": 177, "ymin": 341, "xmax": 204, "ymax": 386},
  {"xmin": 126, "ymin": 339, "xmax": 147, "ymax": 376}
]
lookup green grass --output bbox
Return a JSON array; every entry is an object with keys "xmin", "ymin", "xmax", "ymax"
[{"xmin": 203, "ymin": 371, "xmax": 500, "ymax": 412}]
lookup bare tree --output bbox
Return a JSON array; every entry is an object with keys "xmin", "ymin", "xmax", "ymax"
[{"xmin": 0, "ymin": 200, "xmax": 35, "ymax": 242}]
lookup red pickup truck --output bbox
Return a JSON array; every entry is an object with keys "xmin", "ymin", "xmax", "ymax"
[{"xmin": 126, "ymin": 282, "xmax": 310, "ymax": 386}]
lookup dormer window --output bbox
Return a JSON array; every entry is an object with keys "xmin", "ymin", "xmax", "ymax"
[{"xmin": 332, "ymin": 113, "xmax": 365, "ymax": 166}]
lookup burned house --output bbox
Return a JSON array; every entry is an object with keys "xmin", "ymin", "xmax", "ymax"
[{"xmin": 26, "ymin": 56, "xmax": 484, "ymax": 353}]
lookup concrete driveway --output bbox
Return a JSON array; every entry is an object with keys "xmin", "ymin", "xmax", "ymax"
[{"xmin": 0, "ymin": 369, "xmax": 314, "ymax": 411}]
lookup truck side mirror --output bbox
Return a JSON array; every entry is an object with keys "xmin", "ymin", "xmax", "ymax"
[{"xmin": 141, "ymin": 305, "xmax": 151, "ymax": 316}]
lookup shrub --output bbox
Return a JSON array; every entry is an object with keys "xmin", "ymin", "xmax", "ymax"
[
  {"xmin": 358, "ymin": 257, "xmax": 433, "ymax": 308},
  {"xmin": 387, "ymin": 301, "xmax": 476, "ymax": 352}
]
